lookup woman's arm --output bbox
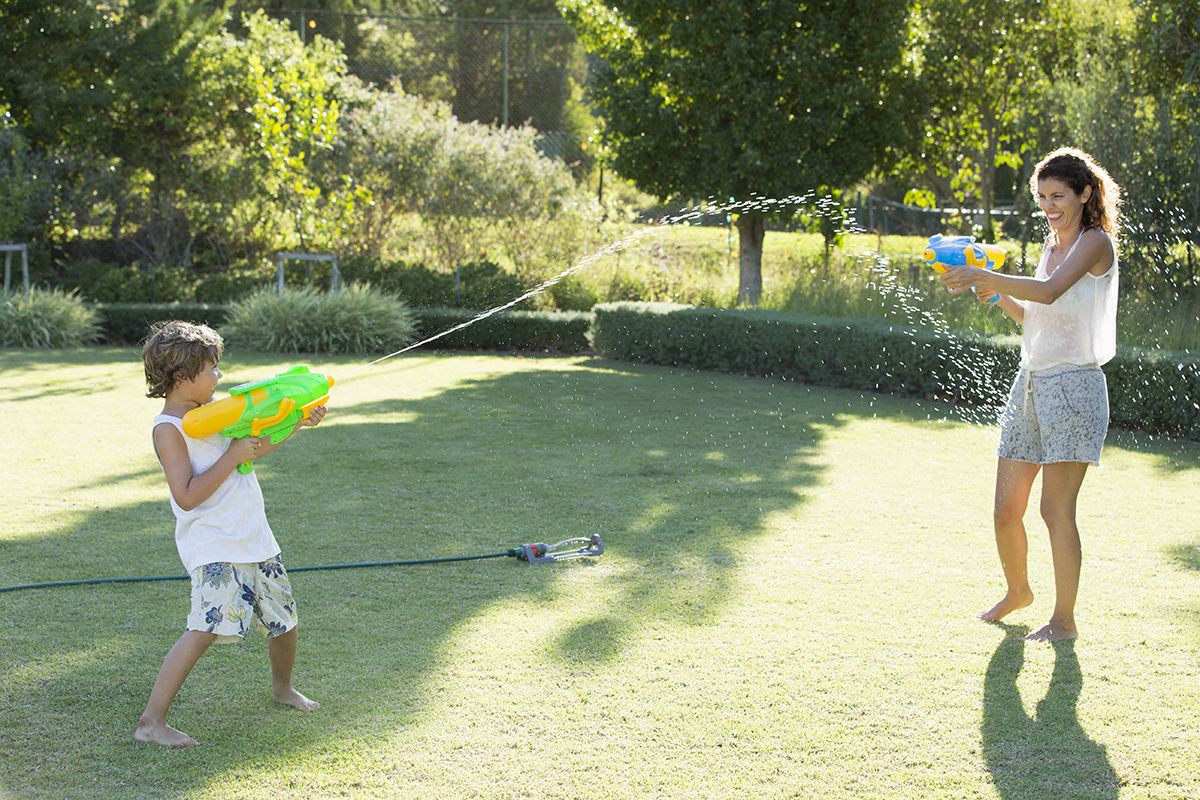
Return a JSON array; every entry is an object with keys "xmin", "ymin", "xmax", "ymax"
[
  {"xmin": 989, "ymin": 292, "xmax": 1025, "ymax": 325},
  {"xmin": 941, "ymin": 229, "xmax": 1114, "ymax": 305}
]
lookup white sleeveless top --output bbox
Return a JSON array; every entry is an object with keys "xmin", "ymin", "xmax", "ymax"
[
  {"xmin": 1020, "ymin": 232, "xmax": 1118, "ymax": 370},
  {"xmin": 153, "ymin": 415, "xmax": 280, "ymax": 572}
]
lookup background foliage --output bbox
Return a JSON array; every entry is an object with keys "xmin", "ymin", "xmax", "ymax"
[{"xmin": 0, "ymin": 0, "xmax": 1195, "ymax": 337}]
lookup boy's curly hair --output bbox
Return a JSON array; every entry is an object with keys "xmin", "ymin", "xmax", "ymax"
[{"xmin": 142, "ymin": 321, "xmax": 224, "ymax": 398}]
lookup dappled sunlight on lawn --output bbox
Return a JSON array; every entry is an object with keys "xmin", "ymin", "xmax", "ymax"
[{"xmin": 3, "ymin": 350, "xmax": 1199, "ymax": 798}]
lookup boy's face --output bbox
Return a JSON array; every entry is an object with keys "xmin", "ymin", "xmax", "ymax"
[{"xmin": 180, "ymin": 360, "xmax": 222, "ymax": 405}]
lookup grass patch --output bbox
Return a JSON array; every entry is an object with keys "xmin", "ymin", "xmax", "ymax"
[{"xmin": 2, "ymin": 348, "xmax": 1199, "ymax": 799}]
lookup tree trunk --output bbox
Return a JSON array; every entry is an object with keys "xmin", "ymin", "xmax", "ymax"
[
  {"xmin": 980, "ymin": 117, "xmax": 999, "ymax": 243},
  {"xmin": 736, "ymin": 212, "xmax": 765, "ymax": 306}
]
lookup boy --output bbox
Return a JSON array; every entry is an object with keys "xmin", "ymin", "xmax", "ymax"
[{"xmin": 136, "ymin": 320, "xmax": 323, "ymax": 747}]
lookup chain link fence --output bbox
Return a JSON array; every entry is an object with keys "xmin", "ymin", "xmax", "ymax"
[{"xmin": 244, "ymin": 8, "xmax": 592, "ymax": 162}]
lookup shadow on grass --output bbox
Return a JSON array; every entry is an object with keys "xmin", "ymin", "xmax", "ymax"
[
  {"xmin": 982, "ymin": 624, "xmax": 1121, "ymax": 800},
  {"xmin": 1, "ymin": 354, "xmax": 839, "ymax": 797},
  {"xmin": 1104, "ymin": 427, "xmax": 1200, "ymax": 474},
  {"xmin": 1168, "ymin": 543, "xmax": 1200, "ymax": 572}
]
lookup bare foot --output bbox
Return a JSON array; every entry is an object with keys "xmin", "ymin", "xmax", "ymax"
[
  {"xmin": 1024, "ymin": 619, "xmax": 1077, "ymax": 642},
  {"xmin": 274, "ymin": 687, "xmax": 320, "ymax": 711},
  {"xmin": 134, "ymin": 721, "xmax": 200, "ymax": 748},
  {"xmin": 976, "ymin": 589, "xmax": 1035, "ymax": 622}
]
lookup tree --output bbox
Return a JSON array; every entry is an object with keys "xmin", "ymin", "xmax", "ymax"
[
  {"xmin": 561, "ymin": 0, "xmax": 917, "ymax": 305},
  {"xmin": 0, "ymin": 0, "xmax": 229, "ymax": 269},
  {"xmin": 904, "ymin": 0, "xmax": 1070, "ymax": 242},
  {"xmin": 1136, "ymin": 0, "xmax": 1200, "ymax": 87},
  {"xmin": 1130, "ymin": 0, "xmax": 1199, "ymax": 285}
]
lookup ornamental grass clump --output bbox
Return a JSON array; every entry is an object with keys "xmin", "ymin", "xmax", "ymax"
[
  {"xmin": 220, "ymin": 284, "xmax": 416, "ymax": 355},
  {"xmin": 0, "ymin": 288, "xmax": 100, "ymax": 347}
]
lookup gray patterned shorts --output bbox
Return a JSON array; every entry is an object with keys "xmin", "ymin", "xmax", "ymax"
[
  {"xmin": 995, "ymin": 364, "xmax": 1109, "ymax": 465},
  {"xmin": 186, "ymin": 555, "xmax": 297, "ymax": 644}
]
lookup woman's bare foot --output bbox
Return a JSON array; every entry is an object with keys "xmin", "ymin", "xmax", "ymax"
[
  {"xmin": 274, "ymin": 687, "xmax": 320, "ymax": 711},
  {"xmin": 134, "ymin": 721, "xmax": 200, "ymax": 748},
  {"xmin": 976, "ymin": 588, "xmax": 1035, "ymax": 622},
  {"xmin": 1024, "ymin": 618, "xmax": 1077, "ymax": 642}
]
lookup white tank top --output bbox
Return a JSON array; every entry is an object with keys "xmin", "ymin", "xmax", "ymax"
[
  {"xmin": 1020, "ymin": 232, "xmax": 1118, "ymax": 370},
  {"xmin": 153, "ymin": 415, "xmax": 280, "ymax": 572}
]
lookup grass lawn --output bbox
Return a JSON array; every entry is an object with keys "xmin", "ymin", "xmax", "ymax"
[{"xmin": 1, "ymin": 347, "xmax": 1198, "ymax": 799}]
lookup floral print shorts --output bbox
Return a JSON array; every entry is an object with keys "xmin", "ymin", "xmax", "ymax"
[
  {"xmin": 186, "ymin": 555, "xmax": 297, "ymax": 644},
  {"xmin": 996, "ymin": 363, "xmax": 1109, "ymax": 466}
]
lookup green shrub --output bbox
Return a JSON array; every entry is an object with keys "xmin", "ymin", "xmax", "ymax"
[
  {"xmin": 412, "ymin": 307, "xmax": 593, "ymax": 351},
  {"xmin": 193, "ymin": 260, "xmax": 276, "ymax": 303},
  {"xmin": 96, "ymin": 303, "xmax": 230, "ymax": 345},
  {"xmin": 0, "ymin": 288, "xmax": 100, "ymax": 347},
  {"xmin": 1106, "ymin": 348, "xmax": 1200, "ymax": 438},
  {"xmin": 338, "ymin": 255, "xmax": 532, "ymax": 309},
  {"xmin": 58, "ymin": 259, "xmax": 194, "ymax": 303},
  {"xmin": 546, "ymin": 273, "xmax": 600, "ymax": 311},
  {"xmin": 590, "ymin": 302, "xmax": 1200, "ymax": 440},
  {"xmin": 220, "ymin": 284, "xmax": 416, "ymax": 355}
]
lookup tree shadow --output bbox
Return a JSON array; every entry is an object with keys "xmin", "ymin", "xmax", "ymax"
[
  {"xmin": 1, "ymin": 354, "xmax": 835, "ymax": 796},
  {"xmin": 1103, "ymin": 427, "xmax": 1200, "ymax": 474},
  {"xmin": 982, "ymin": 624, "xmax": 1122, "ymax": 800},
  {"xmin": 1168, "ymin": 543, "xmax": 1200, "ymax": 572}
]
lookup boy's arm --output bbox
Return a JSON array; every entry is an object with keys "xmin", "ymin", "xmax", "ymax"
[
  {"xmin": 154, "ymin": 422, "xmax": 261, "ymax": 512},
  {"xmin": 252, "ymin": 405, "xmax": 327, "ymax": 461}
]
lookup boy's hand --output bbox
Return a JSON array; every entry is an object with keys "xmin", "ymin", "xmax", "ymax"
[
  {"xmin": 298, "ymin": 405, "xmax": 327, "ymax": 428},
  {"xmin": 229, "ymin": 436, "xmax": 264, "ymax": 464}
]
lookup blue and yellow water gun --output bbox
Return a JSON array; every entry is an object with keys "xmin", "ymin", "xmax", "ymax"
[{"xmin": 922, "ymin": 234, "xmax": 1004, "ymax": 304}]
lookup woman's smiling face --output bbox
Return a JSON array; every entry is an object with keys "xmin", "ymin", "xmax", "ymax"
[{"xmin": 1037, "ymin": 177, "xmax": 1092, "ymax": 235}]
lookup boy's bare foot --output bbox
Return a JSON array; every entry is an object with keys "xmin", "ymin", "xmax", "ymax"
[
  {"xmin": 134, "ymin": 721, "xmax": 200, "ymax": 748},
  {"xmin": 1024, "ymin": 619, "xmax": 1077, "ymax": 642},
  {"xmin": 274, "ymin": 687, "xmax": 320, "ymax": 711},
  {"xmin": 976, "ymin": 589, "xmax": 1034, "ymax": 622}
]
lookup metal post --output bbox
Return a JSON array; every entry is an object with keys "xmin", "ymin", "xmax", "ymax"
[
  {"xmin": 299, "ymin": 11, "xmax": 306, "ymax": 44},
  {"xmin": 2, "ymin": 244, "xmax": 30, "ymax": 294},
  {"xmin": 502, "ymin": 22, "xmax": 509, "ymax": 128}
]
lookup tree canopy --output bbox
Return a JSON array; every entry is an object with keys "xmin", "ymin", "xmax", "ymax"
[
  {"xmin": 562, "ymin": 0, "xmax": 918, "ymax": 304},
  {"xmin": 902, "ymin": 0, "xmax": 1071, "ymax": 243}
]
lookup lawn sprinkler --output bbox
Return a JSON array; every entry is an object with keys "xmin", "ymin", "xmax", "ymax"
[{"xmin": 512, "ymin": 535, "xmax": 604, "ymax": 565}]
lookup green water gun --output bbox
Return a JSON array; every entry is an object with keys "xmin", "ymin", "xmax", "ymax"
[{"xmin": 182, "ymin": 365, "xmax": 334, "ymax": 473}]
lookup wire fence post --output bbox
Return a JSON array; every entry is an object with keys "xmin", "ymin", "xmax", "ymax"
[{"xmin": 502, "ymin": 20, "xmax": 509, "ymax": 128}]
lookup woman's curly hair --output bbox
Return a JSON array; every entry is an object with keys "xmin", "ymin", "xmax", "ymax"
[
  {"xmin": 1031, "ymin": 147, "xmax": 1122, "ymax": 245},
  {"xmin": 142, "ymin": 321, "xmax": 224, "ymax": 399}
]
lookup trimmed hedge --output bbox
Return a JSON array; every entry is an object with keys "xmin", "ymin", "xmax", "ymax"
[
  {"xmin": 1106, "ymin": 348, "xmax": 1200, "ymax": 438},
  {"xmin": 95, "ymin": 303, "xmax": 231, "ymax": 345},
  {"xmin": 411, "ymin": 307, "xmax": 593, "ymax": 352},
  {"xmin": 590, "ymin": 302, "xmax": 1200, "ymax": 440},
  {"xmin": 94, "ymin": 302, "xmax": 593, "ymax": 353}
]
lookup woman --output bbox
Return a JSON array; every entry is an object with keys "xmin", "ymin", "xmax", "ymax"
[{"xmin": 940, "ymin": 147, "xmax": 1121, "ymax": 642}]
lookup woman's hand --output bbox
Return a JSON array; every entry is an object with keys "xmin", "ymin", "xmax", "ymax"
[{"xmin": 939, "ymin": 264, "xmax": 986, "ymax": 295}]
